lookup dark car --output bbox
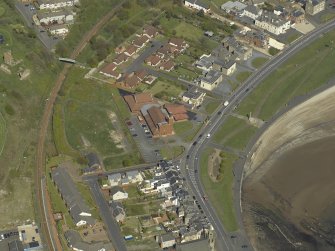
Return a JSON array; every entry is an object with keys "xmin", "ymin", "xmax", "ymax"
[
  {"xmin": 194, "ymin": 169, "xmax": 198, "ymax": 173},
  {"xmin": 242, "ymin": 245, "xmax": 248, "ymax": 248},
  {"xmin": 132, "ymin": 134, "xmax": 138, "ymax": 137},
  {"xmin": 193, "ymin": 141, "xmax": 197, "ymax": 146},
  {"xmin": 186, "ymin": 155, "xmax": 190, "ymax": 159}
]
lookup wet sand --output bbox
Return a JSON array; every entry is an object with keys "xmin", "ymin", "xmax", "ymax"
[{"xmin": 242, "ymin": 86, "xmax": 335, "ymax": 250}]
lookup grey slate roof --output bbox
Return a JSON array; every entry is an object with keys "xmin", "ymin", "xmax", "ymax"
[
  {"xmin": 109, "ymin": 186, "xmax": 125, "ymax": 195},
  {"xmin": 244, "ymin": 5, "xmax": 261, "ymax": 15},
  {"xmin": 51, "ymin": 167, "xmax": 95, "ymax": 226},
  {"xmin": 176, "ymin": 238, "xmax": 211, "ymax": 251},
  {"xmin": 86, "ymin": 152, "xmax": 101, "ymax": 169},
  {"xmin": 200, "ymin": 70, "xmax": 222, "ymax": 85},
  {"xmin": 183, "ymin": 87, "xmax": 204, "ymax": 100}
]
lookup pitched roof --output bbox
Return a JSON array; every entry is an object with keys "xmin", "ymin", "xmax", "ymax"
[
  {"xmin": 114, "ymin": 53, "xmax": 129, "ymax": 64},
  {"xmin": 145, "ymin": 54, "xmax": 161, "ymax": 65},
  {"xmin": 133, "ymin": 35, "xmax": 149, "ymax": 47},
  {"xmin": 173, "ymin": 113, "xmax": 189, "ymax": 121},
  {"xmin": 124, "ymin": 45, "xmax": 138, "ymax": 55},
  {"xmin": 164, "ymin": 104, "xmax": 187, "ymax": 115},
  {"xmin": 123, "ymin": 74, "xmax": 140, "ymax": 88},
  {"xmin": 85, "ymin": 152, "xmax": 101, "ymax": 168},
  {"xmin": 160, "ymin": 60, "xmax": 175, "ymax": 71},
  {"xmin": 143, "ymin": 25, "xmax": 159, "ymax": 37},
  {"xmin": 147, "ymin": 106, "xmax": 167, "ymax": 126},
  {"xmin": 110, "ymin": 186, "xmax": 126, "ymax": 195},
  {"xmin": 124, "ymin": 93, "xmax": 154, "ymax": 112},
  {"xmin": 135, "ymin": 69, "xmax": 148, "ymax": 81},
  {"xmin": 169, "ymin": 38, "xmax": 186, "ymax": 47}
]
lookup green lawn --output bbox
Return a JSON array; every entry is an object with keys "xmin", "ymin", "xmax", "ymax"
[
  {"xmin": 174, "ymin": 22, "xmax": 203, "ymax": 42},
  {"xmin": 213, "ymin": 116, "xmax": 257, "ymax": 150},
  {"xmin": 149, "ymin": 80, "xmax": 185, "ymax": 100},
  {"xmin": 251, "ymin": 57, "xmax": 268, "ymax": 68},
  {"xmin": 237, "ymin": 30, "xmax": 335, "ymax": 121},
  {"xmin": 205, "ymin": 100, "xmax": 221, "ymax": 114},
  {"xmin": 124, "ymin": 185, "xmax": 140, "ymax": 199},
  {"xmin": 236, "ymin": 71, "xmax": 252, "ymax": 83},
  {"xmin": 76, "ymin": 182, "xmax": 100, "ymax": 219},
  {"xmin": 173, "ymin": 120, "xmax": 203, "ymax": 142},
  {"xmin": 320, "ymin": 12, "xmax": 335, "ymax": 23},
  {"xmin": 160, "ymin": 145, "xmax": 184, "ymax": 159},
  {"xmin": 200, "ymin": 148, "xmax": 238, "ymax": 231}
]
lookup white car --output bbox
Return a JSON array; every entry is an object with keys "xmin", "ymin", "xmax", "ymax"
[
  {"xmin": 206, "ymin": 133, "xmax": 211, "ymax": 138},
  {"xmin": 0, "ymin": 234, "xmax": 4, "ymax": 240}
]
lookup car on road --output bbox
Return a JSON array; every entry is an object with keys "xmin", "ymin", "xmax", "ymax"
[
  {"xmin": 206, "ymin": 133, "xmax": 211, "ymax": 138},
  {"xmin": 242, "ymin": 245, "xmax": 248, "ymax": 248},
  {"xmin": 0, "ymin": 234, "xmax": 4, "ymax": 239},
  {"xmin": 194, "ymin": 169, "xmax": 198, "ymax": 173},
  {"xmin": 186, "ymin": 155, "xmax": 190, "ymax": 159},
  {"xmin": 132, "ymin": 134, "xmax": 138, "ymax": 137},
  {"xmin": 193, "ymin": 141, "xmax": 197, "ymax": 146}
]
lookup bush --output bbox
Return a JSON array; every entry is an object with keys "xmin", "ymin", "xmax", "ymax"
[{"xmin": 269, "ymin": 47, "xmax": 280, "ymax": 56}]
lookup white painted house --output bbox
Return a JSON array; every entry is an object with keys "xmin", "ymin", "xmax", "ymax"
[
  {"xmin": 37, "ymin": 0, "xmax": 78, "ymax": 10},
  {"xmin": 255, "ymin": 12, "xmax": 291, "ymax": 35},
  {"xmin": 110, "ymin": 186, "xmax": 128, "ymax": 201},
  {"xmin": 49, "ymin": 24, "xmax": 68, "ymax": 35},
  {"xmin": 184, "ymin": 0, "xmax": 210, "ymax": 13},
  {"xmin": 37, "ymin": 10, "xmax": 74, "ymax": 25},
  {"xmin": 108, "ymin": 173, "xmax": 122, "ymax": 187}
]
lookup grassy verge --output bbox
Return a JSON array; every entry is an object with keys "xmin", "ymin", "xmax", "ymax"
[
  {"xmin": 251, "ymin": 57, "xmax": 268, "ymax": 68},
  {"xmin": 205, "ymin": 100, "xmax": 221, "ymax": 114},
  {"xmin": 0, "ymin": 112, "xmax": 6, "ymax": 156},
  {"xmin": 236, "ymin": 71, "xmax": 252, "ymax": 83},
  {"xmin": 173, "ymin": 121, "xmax": 202, "ymax": 142},
  {"xmin": 160, "ymin": 145, "xmax": 184, "ymax": 159},
  {"xmin": 76, "ymin": 182, "xmax": 100, "ymax": 220},
  {"xmin": 199, "ymin": 148, "xmax": 238, "ymax": 231},
  {"xmin": 148, "ymin": 79, "xmax": 185, "ymax": 101}
]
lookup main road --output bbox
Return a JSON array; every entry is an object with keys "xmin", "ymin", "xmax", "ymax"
[{"xmin": 183, "ymin": 19, "xmax": 335, "ymax": 251}]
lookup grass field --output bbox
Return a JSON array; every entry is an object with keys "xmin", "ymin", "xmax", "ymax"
[
  {"xmin": 251, "ymin": 57, "xmax": 268, "ymax": 68},
  {"xmin": 236, "ymin": 71, "xmax": 252, "ymax": 83},
  {"xmin": 205, "ymin": 100, "xmax": 221, "ymax": 114},
  {"xmin": 173, "ymin": 120, "xmax": 202, "ymax": 142},
  {"xmin": 213, "ymin": 116, "xmax": 257, "ymax": 150},
  {"xmin": 160, "ymin": 145, "xmax": 184, "ymax": 159},
  {"xmin": 0, "ymin": 112, "xmax": 7, "ymax": 156},
  {"xmin": 200, "ymin": 148, "xmax": 238, "ymax": 231},
  {"xmin": 237, "ymin": 30, "xmax": 335, "ymax": 121},
  {"xmin": 174, "ymin": 22, "xmax": 203, "ymax": 42}
]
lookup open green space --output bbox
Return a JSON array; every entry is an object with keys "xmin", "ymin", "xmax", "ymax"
[
  {"xmin": 213, "ymin": 116, "xmax": 257, "ymax": 150},
  {"xmin": 124, "ymin": 185, "xmax": 140, "ymax": 199},
  {"xmin": 160, "ymin": 145, "xmax": 184, "ymax": 159},
  {"xmin": 200, "ymin": 148, "xmax": 238, "ymax": 231},
  {"xmin": 173, "ymin": 120, "xmax": 202, "ymax": 142},
  {"xmin": 236, "ymin": 71, "xmax": 252, "ymax": 83},
  {"xmin": 174, "ymin": 22, "xmax": 203, "ymax": 42},
  {"xmin": 320, "ymin": 12, "xmax": 335, "ymax": 23},
  {"xmin": 237, "ymin": 30, "xmax": 335, "ymax": 121},
  {"xmin": 0, "ymin": 6, "xmax": 5, "ymax": 17},
  {"xmin": 149, "ymin": 79, "xmax": 185, "ymax": 101},
  {"xmin": 251, "ymin": 57, "xmax": 268, "ymax": 69},
  {"xmin": 76, "ymin": 182, "xmax": 100, "ymax": 219},
  {"xmin": 205, "ymin": 100, "xmax": 221, "ymax": 114},
  {"xmin": 0, "ymin": 112, "xmax": 6, "ymax": 156},
  {"xmin": 123, "ymin": 200, "xmax": 162, "ymax": 217}
]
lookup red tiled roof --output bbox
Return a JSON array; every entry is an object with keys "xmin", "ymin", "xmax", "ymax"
[
  {"xmin": 135, "ymin": 69, "xmax": 148, "ymax": 81},
  {"xmin": 173, "ymin": 113, "xmax": 189, "ymax": 121},
  {"xmin": 124, "ymin": 93, "xmax": 154, "ymax": 113},
  {"xmin": 124, "ymin": 75, "xmax": 140, "ymax": 88},
  {"xmin": 100, "ymin": 63, "xmax": 117, "ymax": 74},
  {"xmin": 147, "ymin": 106, "xmax": 166, "ymax": 126},
  {"xmin": 133, "ymin": 35, "xmax": 149, "ymax": 47},
  {"xmin": 145, "ymin": 54, "xmax": 161, "ymax": 66},
  {"xmin": 143, "ymin": 25, "xmax": 159, "ymax": 38},
  {"xmin": 124, "ymin": 45, "xmax": 138, "ymax": 56},
  {"xmin": 114, "ymin": 53, "xmax": 129, "ymax": 65},
  {"xmin": 164, "ymin": 104, "xmax": 187, "ymax": 115},
  {"xmin": 160, "ymin": 60, "xmax": 174, "ymax": 71},
  {"xmin": 169, "ymin": 38, "xmax": 186, "ymax": 47}
]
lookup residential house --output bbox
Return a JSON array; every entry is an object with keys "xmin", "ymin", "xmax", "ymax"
[
  {"xmin": 195, "ymin": 54, "xmax": 212, "ymax": 71},
  {"xmin": 157, "ymin": 44, "xmax": 173, "ymax": 58},
  {"xmin": 242, "ymin": 5, "xmax": 262, "ymax": 20},
  {"xmin": 124, "ymin": 45, "xmax": 138, "ymax": 57},
  {"xmin": 51, "ymin": 167, "xmax": 95, "ymax": 227},
  {"xmin": 99, "ymin": 63, "xmax": 121, "ymax": 79},
  {"xmin": 109, "ymin": 201, "xmax": 126, "ymax": 222},
  {"xmin": 108, "ymin": 173, "xmax": 122, "ymax": 187},
  {"xmin": 213, "ymin": 59, "xmax": 236, "ymax": 76},
  {"xmin": 222, "ymin": 36, "xmax": 253, "ymax": 60},
  {"xmin": 85, "ymin": 152, "xmax": 101, "ymax": 169},
  {"xmin": 199, "ymin": 70, "xmax": 223, "ymax": 91},
  {"xmin": 49, "ymin": 24, "xmax": 68, "ymax": 35},
  {"xmin": 123, "ymin": 92, "xmax": 155, "ymax": 113},
  {"xmin": 221, "ymin": 1, "xmax": 247, "ymax": 15},
  {"xmin": 154, "ymin": 179, "xmax": 171, "ymax": 191},
  {"xmin": 145, "ymin": 54, "xmax": 161, "ymax": 66},
  {"xmin": 180, "ymin": 227, "xmax": 202, "ymax": 243},
  {"xmin": 182, "ymin": 87, "xmax": 206, "ymax": 109},
  {"xmin": 156, "ymin": 233, "xmax": 176, "ymax": 249},
  {"xmin": 159, "ymin": 60, "xmax": 175, "ymax": 72},
  {"xmin": 169, "ymin": 38, "xmax": 189, "ymax": 52},
  {"xmin": 237, "ymin": 29, "xmax": 268, "ymax": 48},
  {"xmin": 121, "ymin": 177, "xmax": 129, "ymax": 186},
  {"xmin": 164, "ymin": 104, "xmax": 189, "ymax": 122},
  {"xmin": 37, "ymin": 10, "xmax": 74, "ymax": 25},
  {"xmin": 305, "ymin": 0, "xmax": 325, "ymax": 15},
  {"xmin": 122, "ymin": 73, "xmax": 141, "ymax": 88},
  {"xmin": 113, "ymin": 53, "xmax": 129, "ymax": 65},
  {"xmin": 126, "ymin": 170, "xmax": 143, "ymax": 183},
  {"xmin": 142, "ymin": 105, "xmax": 174, "ymax": 137},
  {"xmin": 135, "ymin": 69, "xmax": 149, "ymax": 82},
  {"xmin": 184, "ymin": 0, "xmax": 210, "ymax": 13},
  {"xmin": 133, "ymin": 35, "xmax": 149, "ymax": 49},
  {"xmin": 64, "ymin": 230, "xmax": 114, "ymax": 251},
  {"xmin": 255, "ymin": 12, "xmax": 291, "ymax": 35},
  {"xmin": 37, "ymin": 0, "xmax": 78, "ymax": 10},
  {"xmin": 143, "ymin": 25, "xmax": 159, "ymax": 38},
  {"xmin": 291, "ymin": 10, "xmax": 305, "ymax": 23},
  {"xmin": 110, "ymin": 186, "xmax": 128, "ymax": 201},
  {"xmin": 204, "ymin": 31, "xmax": 214, "ymax": 37}
]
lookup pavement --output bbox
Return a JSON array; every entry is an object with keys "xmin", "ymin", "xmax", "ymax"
[{"xmin": 182, "ymin": 19, "xmax": 335, "ymax": 251}]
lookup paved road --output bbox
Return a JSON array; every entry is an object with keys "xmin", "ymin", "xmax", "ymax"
[
  {"xmin": 183, "ymin": 19, "xmax": 335, "ymax": 251},
  {"xmin": 86, "ymin": 179, "xmax": 127, "ymax": 251}
]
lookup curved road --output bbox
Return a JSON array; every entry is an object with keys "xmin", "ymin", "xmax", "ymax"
[{"xmin": 184, "ymin": 19, "xmax": 335, "ymax": 251}]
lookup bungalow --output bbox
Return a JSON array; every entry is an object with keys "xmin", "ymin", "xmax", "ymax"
[
  {"xmin": 113, "ymin": 53, "xmax": 129, "ymax": 65},
  {"xmin": 135, "ymin": 69, "xmax": 148, "ymax": 81},
  {"xmin": 99, "ymin": 63, "xmax": 121, "ymax": 79},
  {"xmin": 156, "ymin": 44, "xmax": 173, "ymax": 58},
  {"xmin": 37, "ymin": 10, "xmax": 74, "ymax": 25},
  {"xmin": 182, "ymin": 87, "xmax": 206, "ymax": 109},
  {"xmin": 156, "ymin": 233, "xmax": 176, "ymax": 249},
  {"xmin": 159, "ymin": 60, "xmax": 175, "ymax": 72},
  {"xmin": 199, "ymin": 70, "xmax": 223, "ymax": 91},
  {"xmin": 133, "ymin": 35, "xmax": 149, "ymax": 49},
  {"xmin": 109, "ymin": 201, "xmax": 126, "ymax": 222},
  {"xmin": 124, "ymin": 45, "xmax": 138, "ymax": 57},
  {"xmin": 143, "ymin": 25, "xmax": 159, "ymax": 38},
  {"xmin": 169, "ymin": 38, "xmax": 189, "ymax": 52},
  {"xmin": 184, "ymin": 0, "xmax": 210, "ymax": 14},
  {"xmin": 37, "ymin": 0, "xmax": 78, "ymax": 10},
  {"xmin": 145, "ymin": 54, "xmax": 161, "ymax": 67},
  {"xmin": 108, "ymin": 173, "xmax": 122, "ymax": 187},
  {"xmin": 49, "ymin": 24, "xmax": 68, "ymax": 35},
  {"xmin": 110, "ymin": 186, "xmax": 128, "ymax": 200},
  {"xmin": 126, "ymin": 170, "xmax": 143, "ymax": 183}
]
